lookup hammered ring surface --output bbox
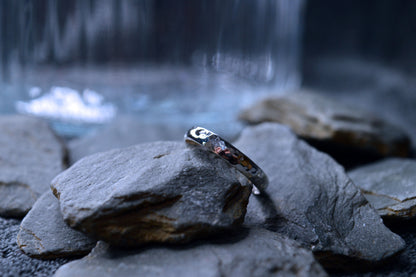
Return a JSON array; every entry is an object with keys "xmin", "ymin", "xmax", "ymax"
[{"xmin": 185, "ymin": 126, "xmax": 268, "ymax": 195}]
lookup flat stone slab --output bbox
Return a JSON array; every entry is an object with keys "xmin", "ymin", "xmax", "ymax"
[
  {"xmin": 17, "ymin": 191, "xmax": 96, "ymax": 259},
  {"xmin": 68, "ymin": 116, "xmax": 184, "ymax": 163},
  {"xmin": 234, "ymin": 123, "xmax": 405, "ymax": 269},
  {"xmin": 52, "ymin": 141, "xmax": 251, "ymax": 247},
  {"xmin": 239, "ymin": 91, "xmax": 410, "ymax": 160},
  {"xmin": 348, "ymin": 158, "xmax": 416, "ymax": 219},
  {"xmin": 54, "ymin": 228, "xmax": 327, "ymax": 277},
  {"xmin": 0, "ymin": 115, "xmax": 67, "ymax": 217}
]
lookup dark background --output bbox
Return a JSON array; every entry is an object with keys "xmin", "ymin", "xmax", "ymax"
[
  {"xmin": 303, "ymin": 0, "xmax": 416, "ymax": 72},
  {"xmin": 302, "ymin": 0, "xmax": 416, "ymax": 152}
]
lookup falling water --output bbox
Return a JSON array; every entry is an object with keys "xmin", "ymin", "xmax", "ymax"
[{"xmin": 0, "ymin": 0, "xmax": 305, "ymax": 137}]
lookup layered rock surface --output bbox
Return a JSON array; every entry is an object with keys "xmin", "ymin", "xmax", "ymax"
[
  {"xmin": 0, "ymin": 115, "xmax": 67, "ymax": 217},
  {"xmin": 349, "ymin": 158, "xmax": 416, "ymax": 219},
  {"xmin": 239, "ymin": 91, "xmax": 410, "ymax": 166},
  {"xmin": 52, "ymin": 141, "xmax": 251, "ymax": 247},
  {"xmin": 234, "ymin": 123, "xmax": 405, "ymax": 269},
  {"xmin": 54, "ymin": 228, "xmax": 327, "ymax": 277},
  {"xmin": 17, "ymin": 191, "xmax": 96, "ymax": 259}
]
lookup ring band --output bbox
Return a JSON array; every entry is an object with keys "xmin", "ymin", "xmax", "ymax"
[{"xmin": 184, "ymin": 126, "xmax": 268, "ymax": 195}]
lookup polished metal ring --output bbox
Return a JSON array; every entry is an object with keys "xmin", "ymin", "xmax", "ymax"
[{"xmin": 184, "ymin": 126, "xmax": 268, "ymax": 195}]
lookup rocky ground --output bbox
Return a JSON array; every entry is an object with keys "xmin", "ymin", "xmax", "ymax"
[
  {"xmin": 1, "ymin": 58, "xmax": 415, "ymax": 276},
  {"xmin": 0, "ymin": 217, "xmax": 69, "ymax": 277}
]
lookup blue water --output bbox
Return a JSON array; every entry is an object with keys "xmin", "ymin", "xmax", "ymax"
[{"xmin": 0, "ymin": 0, "xmax": 304, "ymax": 137}]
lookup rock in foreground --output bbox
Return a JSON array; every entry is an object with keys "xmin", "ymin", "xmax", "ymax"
[
  {"xmin": 0, "ymin": 115, "xmax": 67, "ymax": 217},
  {"xmin": 235, "ymin": 123, "xmax": 404, "ymax": 269},
  {"xmin": 239, "ymin": 91, "xmax": 410, "ymax": 164},
  {"xmin": 17, "ymin": 191, "xmax": 96, "ymax": 259},
  {"xmin": 349, "ymin": 158, "xmax": 416, "ymax": 220},
  {"xmin": 54, "ymin": 228, "xmax": 327, "ymax": 277},
  {"xmin": 52, "ymin": 141, "xmax": 251, "ymax": 247}
]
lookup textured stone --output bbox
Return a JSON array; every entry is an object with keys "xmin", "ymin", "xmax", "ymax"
[
  {"xmin": 52, "ymin": 141, "xmax": 251, "ymax": 247},
  {"xmin": 0, "ymin": 216, "xmax": 68, "ymax": 277},
  {"xmin": 0, "ymin": 115, "xmax": 67, "ymax": 217},
  {"xmin": 234, "ymin": 123, "xmax": 405, "ymax": 269},
  {"xmin": 239, "ymin": 91, "xmax": 410, "ymax": 163},
  {"xmin": 68, "ymin": 116, "xmax": 183, "ymax": 163},
  {"xmin": 54, "ymin": 228, "xmax": 327, "ymax": 277},
  {"xmin": 348, "ymin": 158, "xmax": 416, "ymax": 219},
  {"xmin": 303, "ymin": 57, "xmax": 416, "ymax": 154},
  {"xmin": 17, "ymin": 191, "xmax": 96, "ymax": 259}
]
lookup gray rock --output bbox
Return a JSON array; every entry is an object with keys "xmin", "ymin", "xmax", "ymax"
[
  {"xmin": 239, "ymin": 91, "xmax": 410, "ymax": 159},
  {"xmin": 234, "ymin": 123, "xmax": 405, "ymax": 269},
  {"xmin": 303, "ymin": 57, "xmax": 416, "ymax": 155},
  {"xmin": 0, "ymin": 115, "xmax": 67, "ymax": 217},
  {"xmin": 0, "ymin": 216, "xmax": 68, "ymax": 277},
  {"xmin": 348, "ymin": 158, "xmax": 416, "ymax": 219},
  {"xmin": 54, "ymin": 228, "xmax": 327, "ymax": 277},
  {"xmin": 52, "ymin": 141, "xmax": 251, "ymax": 247},
  {"xmin": 17, "ymin": 191, "xmax": 96, "ymax": 259},
  {"xmin": 68, "ymin": 116, "xmax": 184, "ymax": 163}
]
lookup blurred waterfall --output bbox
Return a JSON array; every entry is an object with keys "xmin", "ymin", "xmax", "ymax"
[{"xmin": 0, "ymin": 0, "xmax": 305, "ymax": 137}]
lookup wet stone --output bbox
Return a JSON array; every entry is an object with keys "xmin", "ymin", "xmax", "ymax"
[
  {"xmin": 17, "ymin": 191, "xmax": 96, "ymax": 259},
  {"xmin": 54, "ymin": 228, "xmax": 328, "ymax": 277},
  {"xmin": 234, "ymin": 123, "xmax": 405, "ymax": 270},
  {"xmin": 52, "ymin": 141, "xmax": 251, "ymax": 247},
  {"xmin": 239, "ymin": 91, "xmax": 411, "ymax": 167},
  {"xmin": 0, "ymin": 115, "xmax": 67, "ymax": 217},
  {"xmin": 348, "ymin": 158, "xmax": 416, "ymax": 220}
]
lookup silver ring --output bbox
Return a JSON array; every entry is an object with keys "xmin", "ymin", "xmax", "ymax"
[{"xmin": 184, "ymin": 126, "xmax": 268, "ymax": 195}]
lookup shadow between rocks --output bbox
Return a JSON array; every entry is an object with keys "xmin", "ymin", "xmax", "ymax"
[
  {"xmin": 383, "ymin": 217, "xmax": 416, "ymax": 233},
  {"xmin": 304, "ymin": 138, "xmax": 387, "ymax": 170},
  {"xmin": 317, "ymin": 250, "xmax": 404, "ymax": 274},
  {"xmin": 330, "ymin": 219, "xmax": 416, "ymax": 276},
  {"xmin": 104, "ymin": 227, "xmax": 251, "ymax": 259}
]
